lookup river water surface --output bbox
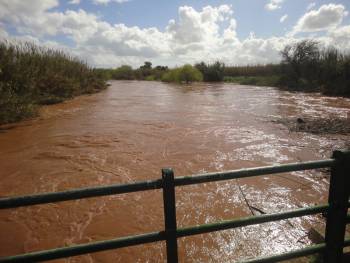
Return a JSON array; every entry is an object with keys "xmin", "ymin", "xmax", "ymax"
[{"xmin": 1, "ymin": 81, "xmax": 350, "ymax": 262}]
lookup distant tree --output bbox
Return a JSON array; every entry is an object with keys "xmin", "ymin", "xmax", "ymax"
[
  {"xmin": 280, "ymin": 40, "xmax": 320, "ymax": 90},
  {"xmin": 112, "ymin": 65, "xmax": 134, "ymax": 80},
  {"xmin": 179, "ymin": 64, "xmax": 203, "ymax": 83},
  {"xmin": 140, "ymin": 61, "xmax": 152, "ymax": 69},
  {"xmin": 195, "ymin": 61, "xmax": 225, "ymax": 81},
  {"xmin": 153, "ymin": 65, "xmax": 169, "ymax": 80},
  {"xmin": 155, "ymin": 65, "xmax": 168, "ymax": 71},
  {"xmin": 162, "ymin": 64, "xmax": 202, "ymax": 83},
  {"xmin": 139, "ymin": 61, "xmax": 153, "ymax": 78}
]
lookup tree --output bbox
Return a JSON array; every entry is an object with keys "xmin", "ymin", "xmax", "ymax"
[
  {"xmin": 195, "ymin": 61, "xmax": 225, "ymax": 81},
  {"xmin": 139, "ymin": 61, "xmax": 152, "ymax": 78},
  {"xmin": 112, "ymin": 65, "xmax": 134, "ymax": 80},
  {"xmin": 178, "ymin": 64, "xmax": 203, "ymax": 83},
  {"xmin": 140, "ymin": 61, "xmax": 152, "ymax": 69},
  {"xmin": 162, "ymin": 64, "xmax": 203, "ymax": 83},
  {"xmin": 280, "ymin": 40, "xmax": 320, "ymax": 90}
]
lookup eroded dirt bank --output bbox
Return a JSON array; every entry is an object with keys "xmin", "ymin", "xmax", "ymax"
[{"xmin": 0, "ymin": 81, "xmax": 349, "ymax": 262}]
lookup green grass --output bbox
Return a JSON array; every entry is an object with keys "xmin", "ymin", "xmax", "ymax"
[
  {"xmin": 0, "ymin": 40, "xmax": 107, "ymax": 125},
  {"xmin": 223, "ymin": 75, "xmax": 281, "ymax": 87}
]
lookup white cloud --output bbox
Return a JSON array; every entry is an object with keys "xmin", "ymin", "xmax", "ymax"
[
  {"xmin": 280, "ymin": 14, "xmax": 288, "ymax": 23},
  {"xmin": 93, "ymin": 0, "xmax": 130, "ymax": 5},
  {"xmin": 307, "ymin": 2, "xmax": 316, "ymax": 11},
  {"xmin": 327, "ymin": 25, "xmax": 350, "ymax": 52},
  {"xmin": 291, "ymin": 4, "xmax": 348, "ymax": 35},
  {"xmin": 0, "ymin": 27, "xmax": 9, "ymax": 39},
  {"xmin": 166, "ymin": 5, "xmax": 233, "ymax": 45},
  {"xmin": 69, "ymin": 0, "xmax": 81, "ymax": 4},
  {"xmin": 265, "ymin": 0, "xmax": 284, "ymax": 11},
  {"xmin": 0, "ymin": 2, "xmax": 350, "ymax": 68}
]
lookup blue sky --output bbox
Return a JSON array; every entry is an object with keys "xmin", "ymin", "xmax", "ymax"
[
  {"xmin": 0, "ymin": 0, "xmax": 350, "ymax": 67},
  {"xmin": 59, "ymin": 0, "xmax": 350, "ymax": 38}
]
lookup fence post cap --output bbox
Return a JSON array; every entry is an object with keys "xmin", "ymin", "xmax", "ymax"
[
  {"xmin": 332, "ymin": 150, "xmax": 350, "ymax": 161},
  {"xmin": 162, "ymin": 168, "xmax": 174, "ymax": 179}
]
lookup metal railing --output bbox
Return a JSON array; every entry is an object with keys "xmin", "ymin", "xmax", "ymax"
[{"xmin": 0, "ymin": 150, "xmax": 349, "ymax": 263}]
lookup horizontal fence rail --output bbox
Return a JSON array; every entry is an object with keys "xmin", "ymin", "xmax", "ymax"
[
  {"xmin": 0, "ymin": 159, "xmax": 335, "ymax": 209},
  {"xmin": 0, "ymin": 150, "xmax": 349, "ymax": 263}
]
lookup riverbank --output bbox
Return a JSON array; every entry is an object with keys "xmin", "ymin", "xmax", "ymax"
[
  {"xmin": 0, "ymin": 41, "xmax": 107, "ymax": 125},
  {"xmin": 223, "ymin": 75, "xmax": 281, "ymax": 87}
]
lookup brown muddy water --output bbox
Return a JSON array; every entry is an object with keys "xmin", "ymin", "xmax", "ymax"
[{"xmin": 0, "ymin": 81, "xmax": 350, "ymax": 262}]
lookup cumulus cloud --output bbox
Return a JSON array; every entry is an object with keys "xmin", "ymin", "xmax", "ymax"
[
  {"xmin": 291, "ymin": 4, "xmax": 348, "ymax": 35},
  {"xmin": 166, "ymin": 5, "xmax": 233, "ymax": 45},
  {"xmin": 0, "ymin": 1, "xmax": 350, "ymax": 68},
  {"xmin": 280, "ymin": 14, "xmax": 288, "ymax": 23},
  {"xmin": 265, "ymin": 0, "xmax": 284, "ymax": 11},
  {"xmin": 327, "ymin": 25, "xmax": 350, "ymax": 51},
  {"xmin": 307, "ymin": 2, "xmax": 316, "ymax": 11},
  {"xmin": 93, "ymin": 0, "xmax": 130, "ymax": 5},
  {"xmin": 69, "ymin": 0, "xmax": 80, "ymax": 4}
]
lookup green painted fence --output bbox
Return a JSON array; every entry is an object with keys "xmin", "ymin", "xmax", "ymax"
[{"xmin": 0, "ymin": 150, "xmax": 349, "ymax": 263}]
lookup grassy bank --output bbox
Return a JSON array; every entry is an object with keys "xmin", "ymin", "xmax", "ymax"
[
  {"xmin": 223, "ymin": 75, "xmax": 281, "ymax": 87},
  {"xmin": 0, "ymin": 41, "xmax": 107, "ymax": 125}
]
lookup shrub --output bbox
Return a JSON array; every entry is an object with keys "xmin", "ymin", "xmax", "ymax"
[
  {"xmin": 112, "ymin": 65, "xmax": 134, "ymax": 80},
  {"xmin": 162, "ymin": 65, "xmax": 203, "ymax": 83},
  {"xmin": 195, "ymin": 61, "xmax": 225, "ymax": 81}
]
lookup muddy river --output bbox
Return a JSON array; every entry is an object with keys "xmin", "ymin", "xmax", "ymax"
[{"xmin": 0, "ymin": 81, "xmax": 349, "ymax": 262}]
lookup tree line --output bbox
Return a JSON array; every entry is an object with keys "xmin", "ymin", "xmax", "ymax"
[{"xmin": 99, "ymin": 40, "xmax": 350, "ymax": 97}]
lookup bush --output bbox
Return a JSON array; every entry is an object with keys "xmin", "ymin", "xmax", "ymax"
[
  {"xmin": 195, "ymin": 61, "xmax": 225, "ymax": 81},
  {"xmin": 162, "ymin": 65, "xmax": 203, "ymax": 83},
  {"xmin": 145, "ymin": 75, "xmax": 156, "ymax": 81},
  {"xmin": 112, "ymin": 65, "xmax": 134, "ymax": 80}
]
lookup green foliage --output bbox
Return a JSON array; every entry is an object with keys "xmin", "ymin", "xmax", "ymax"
[
  {"xmin": 319, "ymin": 49, "xmax": 350, "ymax": 96},
  {"xmin": 224, "ymin": 75, "xmax": 281, "ymax": 86},
  {"xmin": 224, "ymin": 64, "xmax": 281, "ymax": 77},
  {"xmin": 0, "ymin": 40, "xmax": 107, "ymax": 125},
  {"xmin": 112, "ymin": 65, "xmax": 134, "ymax": 80},
  {"xmin": 279, "ymin": 40, "xmax": 350, "ymax": 96},
  {"xmin": 0, "ymin": 83, "xmax": 37, "ymax": 123},
  {"xmin": 195, "ymin": 61, "xmax": 225, "ymax": 81},
  {"xmin": 162, "ymin": 64, "xmax": 203, "ymax": 83},
  {"xmin": 280, "ymin": 40, "xmax": 320, "ymax": 90},
  {"xmin": 98, "ymin": 62, "xmax": 169, "ymax": 81},
  {"xmin": 145, "ymin": 75, "xmax": 156, "ymax": 81}
]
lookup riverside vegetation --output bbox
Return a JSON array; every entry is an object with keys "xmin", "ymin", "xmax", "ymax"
[
  {"xmin": 1, "ymin": 39, "xmax": 349, "ymax": 125},
  {"xmin": 0, "ymin": 41, "xmax": 107, "ymax": 125},
  {"xmin": 99, "ymin": 40, "xmax": 350, "ymax": 97}
]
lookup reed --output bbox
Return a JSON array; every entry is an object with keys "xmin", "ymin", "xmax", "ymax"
[{"xmin": 0, "ymin": 40, "xmax": 107, "ymax": 124}]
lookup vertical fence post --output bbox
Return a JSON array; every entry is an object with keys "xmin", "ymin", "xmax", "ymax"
[
  {"xmin": 162, "ymin": 168, "xmax": 178, "ymax": 263},
  {"xmin": 324, "ymin": 150, "xmax": 350, "ymax": 262}
]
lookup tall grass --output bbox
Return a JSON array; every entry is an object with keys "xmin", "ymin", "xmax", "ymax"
[{"xmin": 0, "ymin": 40, "xmax": 106, "ymax": 124}]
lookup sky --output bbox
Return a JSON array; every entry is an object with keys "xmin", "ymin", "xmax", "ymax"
[{"xmin": 0, "ymin": 0, "xmax": 349, "ymax": 68}]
